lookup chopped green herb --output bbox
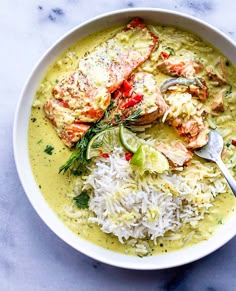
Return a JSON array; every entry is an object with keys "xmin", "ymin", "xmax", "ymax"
[
  {"xmin": 37, "ymin": 139, "xmax": 43, "ymax": 144},
  {"xmin": 165, "ymin": 46, "xmax": 175, "ymax": 56},
  {"xmin": 115, "ymin": 113, "xmax": 121, "ymax": 123},
  {"xmin": 73, "ymin": 191, "xmax": 90, "ymax": 209},
  {"xmin": 124, "ymin": 109, "xmax": 141, "ymax": 123},
  {"xmin": 217, "ymin": 218, "xmax": 223, "ymax": 224},
  {"xmin": 105, "ymin": 100, "xmax": 115, "ymax": 119},
  {"xmin": 225, "ymin": 85, "xmax": 232, "ymax": 97},
  {"xmin": 31, "ymin": 117, "xmax": 37, "ymax": 122},
  {"xmin": 233, "ymin": 165, "xmax": 236, "ymax": 172},
  {"xmin": 226, "ymin": 142, "xmax": 231, "ymax": 148},
  {"xmin": 71, "ymin": 168, "xmax": 83, "ymax": 176},
  {"xmin": 55, "ymin": 79, "xmax": 59, "ymax": 83},
  {"xmin": 44, "ymin": 145, "xmax": 54, "ymax": 155}
]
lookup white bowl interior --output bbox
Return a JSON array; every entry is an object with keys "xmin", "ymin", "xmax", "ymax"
[{"xmin": 14, "ymin": 8, "xmax": 236, "ymax": 270}]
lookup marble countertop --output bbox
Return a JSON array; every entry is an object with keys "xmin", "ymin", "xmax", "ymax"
[{"xmin": 1, "ymin": 0, "xmax": 236, "ymax": 290}]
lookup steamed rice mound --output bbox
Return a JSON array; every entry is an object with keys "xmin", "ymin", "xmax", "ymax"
[{"xmin": 74, "ymin": 147, "xmax": 227, "ymax": 244}]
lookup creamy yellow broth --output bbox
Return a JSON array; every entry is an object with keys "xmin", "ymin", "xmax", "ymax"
[{"xmin": 28, "ymin": 23, "xmax": 236, "ymax": 256}]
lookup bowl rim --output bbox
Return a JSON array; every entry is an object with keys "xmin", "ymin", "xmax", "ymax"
[{"xmin": 13, "ymin": 7, "xmax": 236, "ymax": 270}]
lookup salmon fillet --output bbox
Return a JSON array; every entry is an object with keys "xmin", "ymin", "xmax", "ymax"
[
  {"xmin": 108, "ymin": 72, "xmax": 168, "ymax": 125},
  {"xmin": 44, "ymin": 98, "xmax": 90, "ymax": 147},
  {"xmin": 44, "ymin": 18, "xmax": 158, "ymax": 147}
]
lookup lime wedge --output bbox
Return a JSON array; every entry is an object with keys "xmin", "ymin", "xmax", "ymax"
[
  {"xmin": 130, "ymin": 144, "xmax": 169, "ymax": 174},
  {"xmin": 119, "ymin": 125, "xmax": 142, "ymax": 153},
  {"xmin": 86, "ymin": 127, "xmax": 120, "ymax": 159}
]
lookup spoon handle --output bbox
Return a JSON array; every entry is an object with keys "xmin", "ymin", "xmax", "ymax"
[{"xmin": 215, "ymin": 157, "xmax": 236, "ymax": 196}]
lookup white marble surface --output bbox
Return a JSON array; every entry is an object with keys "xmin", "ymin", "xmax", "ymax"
[{"xmin": 1, "ymin": 0, "xmax": 236, "ymax": 290}]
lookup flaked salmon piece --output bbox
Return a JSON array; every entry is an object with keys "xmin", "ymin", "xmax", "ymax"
[
  {"xmin": 157, "ymin": 57, "xmax": 203, "ymax": 78},
  {"xmin": 187, "ymin": 125, "xmax": 209, "ymax": 149},
  {"xmin": 156, "ymin": 141, "xmax": 193, "ymax": 167},
  {"xmin": 109, "ymin": 72, "xmax": 169, "ymax": 125},
  {"xmin": 172, "ymin": 117, "xmax": 209, "ymax": 149},
  {"xmin": 187, "ymin": 79, "xmax": 208, "ymax": 103},
  {"xmin": 206, "ymin": 57, "xmax": 228, "ymax": 86},
  {"xmin": 163, "ymin": 92, "xmax": 209, "ymax": 149},
  {"xmin": 211, "ymin": 90, "xmax": 225, "ymax": 112},
  {"xmin": 51, "ymin": 18, "xmax": 158, "ymax": 124},
  {"xmin": 44, "ymin": 98, "xmax": 90, "ymax": 147},
  {"xmin": 206, "ymin": 66, "xmax": 227, "ymax": 85}
]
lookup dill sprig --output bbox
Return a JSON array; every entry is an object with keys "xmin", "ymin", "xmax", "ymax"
[
  {"xmin": 124, "ymin": 109, "xmax": 142, "ymax": 122},
  {"xmin": 59, "ymin": 108, "xmax": 141, "ymax": 174}
]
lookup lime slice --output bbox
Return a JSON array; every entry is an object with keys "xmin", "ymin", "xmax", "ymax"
[
  {"xmin": 130, "ymin": 144, "xmax": 169, "ymax": 174},
  {"xmin": 86, "ymin": 127, "xmax": 120, "ymax": 159},
  {"xmin": 119, "ymin": 125, "xmax": 142, "ymax": 153}
]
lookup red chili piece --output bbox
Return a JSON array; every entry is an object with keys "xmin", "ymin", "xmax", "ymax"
[
  {"xmin": 232, "ymin": 140, "xmax": 236, "ymax": 147},
  {"xmin": 125, "ymin": 152, "xmax": 133, "ymax": 161},
  {"xmin": 128, "ymin": 18, "xmax": 145, "ymax": 29},
  {"xmin": 100, "ymin": 152, "xmax": 110, "ymax": 158},
  {"xmin": 113, "ymin": 90, "xmax": 123, "ymax": 99},
  {"xmin": 122, "ymin": 80, "xmax": 132, "ymax": 98},
  {"xmin": 160, "ymin": 51, "xmax": 170, "ymax": 60},
  {"xmin": 121, "ymin": 93, "xmax": 143, "ymax": 108}
]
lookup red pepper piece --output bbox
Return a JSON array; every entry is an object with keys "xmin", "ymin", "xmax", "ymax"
[
  {"xmin": 121, "ymin": 93, "xmax": 143, "ymax": 108},
  {"xmin": 127, "ymin": 18, "xmax": 145, "ymax": 29},
  {"xmin": 122, "ymin": 80, "xmax": 132, "ymax": 98},
  {"xmin": 160, "ymin": 51, "xmax": 170, "ymax": 60},
  {"xmin": 113, "ymin": 90, "xmax": 123, "ymax": 99},
  {"xmin": 61, "ymin": 100, "xmax": 70, "ymax": 108},
  {"xmin": 125, "ymin": 152, "xmax": 133, "ymax": 161},
  {"xmin": 100, "ymin": 152, "xmax": 110, "ymax": 158},
  {"xmin": 232, "ymin": 140, "xmax": 236, "ymax": 146}
]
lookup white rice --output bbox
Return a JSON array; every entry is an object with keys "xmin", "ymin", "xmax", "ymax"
[{"xmin": 72, "ymin": 147, "xmax": 227, "ymax": 244}]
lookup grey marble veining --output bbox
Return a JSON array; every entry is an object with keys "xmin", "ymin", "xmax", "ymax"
[{"xmin": 1, "ymin": 0, "xmax": 236, "ymax": 290}]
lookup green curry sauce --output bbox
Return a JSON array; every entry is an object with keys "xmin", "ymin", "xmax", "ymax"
[{"xmin": 28, "ymin": 24, "xmax": 236, "ymax": 256}]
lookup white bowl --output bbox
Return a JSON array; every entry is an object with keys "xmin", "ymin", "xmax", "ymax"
[{"xmin": 13, "ymin": 8, "xmax": 236, "ymax": 270}]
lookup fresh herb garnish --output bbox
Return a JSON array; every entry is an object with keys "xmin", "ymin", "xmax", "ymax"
[
  {"xmin": 217, "ymin": 218, "xmax": 223, "ymax": 225},
  {"xmin": 104, "ymin": 100, "xmax": 116, "ymax": 119},
  {"xmin": 225, "ymin": 84, "xmax": 232, "ymax": 97},
  {"xmin": 71, "ymin": 168, "xmax": 83, "ymax": 176},
  {"xmin": 59, "ymin": 108, "xmax": 141, "ymax": 174},
  {"xmin": 124, "ymin": 109, "xmax": 141, "ymax": 122},
  {"xmin": 44, "ymin": 145, "xmax": 54, "ymax": 155},
  {"xmin": 59, "ymin": 120, "xmax": 110, "ymax": 174},
  {"xmin": 233, "ymin": 165, "xmax": 236, "ymax": 172},
  {"xmin": 165, "ymin": 47, "xmax": 175, "ymax": 56},
  {"xmin": 115, "ymin": 113, "xmax": 121, "ymax": 123},
  {"xmin": 73, "ymin": 191, "xmax": 90, "ymax": 209}
]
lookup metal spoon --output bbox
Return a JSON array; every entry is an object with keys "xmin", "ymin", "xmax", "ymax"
[{"xmin": 194, "ymin": 130, "xmax": 236, "ymax": 196}]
